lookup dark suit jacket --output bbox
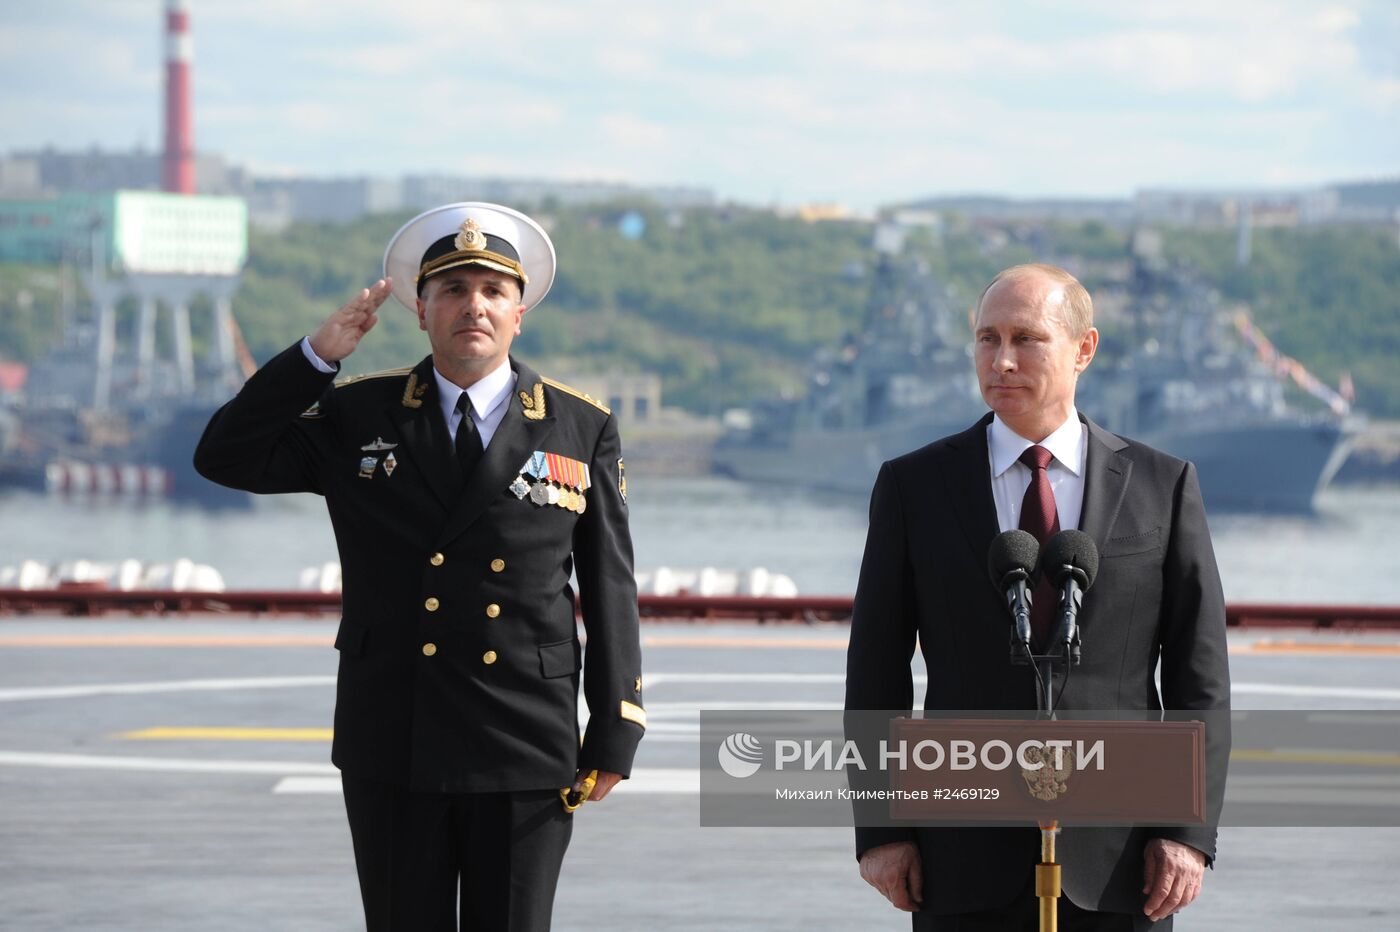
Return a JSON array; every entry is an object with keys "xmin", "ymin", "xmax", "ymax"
[
  {"xmin": 844, "ymin": 412, "xmax": 1230, "ymax": 916},
  {"xmin": 194, "ymin": 343, "xmax": 645, "ymax": 793}
]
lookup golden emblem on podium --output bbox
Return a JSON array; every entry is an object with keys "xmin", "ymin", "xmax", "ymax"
[{"xmin": 1019, "ymin": 744, "xmax": 1076, "ymax": 801}]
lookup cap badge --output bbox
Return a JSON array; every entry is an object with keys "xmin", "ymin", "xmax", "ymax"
[{"xmin": 455, "ymin": 217, "xmax": 487, "ymax": 251}]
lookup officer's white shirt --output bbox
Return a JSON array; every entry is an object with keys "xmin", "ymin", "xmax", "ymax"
[
  {"xmin": 987, "ymin": 408, "xmax": 1087, "ymax": 534},
  {"xmin": 299, "ymin": 336, "xmax": 516, "ymax": 448},
  {"xmin": 432, "ymin": 360, "xmax": 516, "ymax": 449}
]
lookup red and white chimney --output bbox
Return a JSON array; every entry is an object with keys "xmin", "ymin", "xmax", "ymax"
[{"xmin": 162, "ymin": 0, "xmax": 195, "ymax": 194}]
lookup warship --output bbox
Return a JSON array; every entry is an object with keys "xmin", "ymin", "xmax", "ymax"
[
  {"xmin": 713, "ymin": 227, "xmax": 1355, "ymax": 513},
  {"xmin": 0, "ymin": 319, "xmax": 245, "ymax": 507},
  {"xmin": 0, "ymin": 187, "xmax": 253, "ymax": 507},
  {"xmin": 0, "ymin": 246, "xmax": 250, "ymax": 507}
]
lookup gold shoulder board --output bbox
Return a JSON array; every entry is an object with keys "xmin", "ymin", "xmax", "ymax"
[
  {"xmin": 541, "ymin": 377, "xmax": 611, "ymax": 414},
  {"xmin": 334, "ymin": 366, "xmax": 414, "ymax": 389}
]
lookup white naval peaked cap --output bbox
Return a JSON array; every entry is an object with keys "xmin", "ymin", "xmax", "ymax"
[{"xmin": 382, "ymin": 202, "xmax": 557, "ymax": 312}]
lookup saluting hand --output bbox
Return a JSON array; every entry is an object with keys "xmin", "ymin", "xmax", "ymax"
[{"xmin": 308, "ymin": 278, "xmax": 393, "ymax": 363}]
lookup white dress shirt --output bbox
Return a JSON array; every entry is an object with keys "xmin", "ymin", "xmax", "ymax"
[
  {"xmin": 299, "ymin": 336, "xmax": 516, "ymax": 448},
  {"xmin": 300, "ymin": 336, "xmax": 339, "ymax": 375},
  {"xmin": 987, "ymin": 409, "xmax": 1087, "ymax": 534},
  {"xmin": 432, "ymin": 359, "xmax": 516, "ymax": 449}
]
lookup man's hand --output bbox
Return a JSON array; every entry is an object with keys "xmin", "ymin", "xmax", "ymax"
[
  {"xmin": 859, "ymin": 841, "xmax": 923, "ymax": 912},
  {"xmin": 1142, "ymin": 838, "xmax": 1206, "ymax": 921},
  {"xmin": 574, "ymin": 770, "xmax": 624, "ymax": 802},
  {"xmin": 308, "ymin": 278, "xmax": 393, "ymax": 363}
]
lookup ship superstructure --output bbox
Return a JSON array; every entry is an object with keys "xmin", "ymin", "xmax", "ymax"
[{"xmin": 715, "ymin": 225, "xmax": 1354, "ymax": 512}]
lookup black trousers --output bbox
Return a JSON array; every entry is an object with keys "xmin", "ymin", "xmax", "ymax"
[
  {"xmin": 341, "ymin": 774, "xmax": 573, "ymax": 932},
  {"xmin": 914, "ymin": 876, "xmax": 1171, "ymax": 932}
]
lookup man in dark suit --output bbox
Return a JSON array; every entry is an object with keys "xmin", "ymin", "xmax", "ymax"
[
  {"xmin": 845, "ymin": 263, "xmax": 1229, "ymax": 930},
  {"xmin": 195, "ymin": 203, "xmax": 645, "ymax": 932}
]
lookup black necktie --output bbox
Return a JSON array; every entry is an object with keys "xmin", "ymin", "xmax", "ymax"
[
  {"xmin": 454, "ymin": 393, "xmax": 483, "ymax": 480},
  {"xmin": 1018, "ymin": 445, "xmax": 1061, "ymax": 647}
]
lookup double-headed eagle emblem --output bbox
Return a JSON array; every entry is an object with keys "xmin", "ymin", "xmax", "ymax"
[{"xmin": 1020, "ymin": 744, "xmax": 1077, "ymax": 801}]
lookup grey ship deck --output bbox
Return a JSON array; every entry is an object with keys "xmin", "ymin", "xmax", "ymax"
[{"xmin": 3, "ymin": 617, "xmax": 1399, "ymax": 930}]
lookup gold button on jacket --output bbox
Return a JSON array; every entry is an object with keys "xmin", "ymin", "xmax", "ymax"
[
  {"xmin": 486, "ymin": 603, "xmax": 501, "ymax": 618},
  {"xmin": 424, "ymin": 597, "xmax": 440, "ymax": 612},
  {"xmin": 430, "ymin": 552, "xmax": 445, "ymax": 566},
  {"xmin": 422, "ymin": 643, "xmax": 437, "ymax": 657},
  {"xmin": 482, "ymin": 650, "xmax": 498, "ymax": 665},
  {"xmin": 490, "ymin": 558, "xmax": 505, "ymax": 573}
]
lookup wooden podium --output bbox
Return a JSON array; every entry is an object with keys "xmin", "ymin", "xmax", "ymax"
[
  {"xmin": 884, "ymin": 718, "xmax": 1207, "ymax": 824},
  {"xmin": 884, "ymin": 718, "xmax": 1208, "ymax": 931}
]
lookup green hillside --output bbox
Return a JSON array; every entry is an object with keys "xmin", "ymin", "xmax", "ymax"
[{"xmin": 2, "ymin": 205, "xmax": 1397, "ymax": 417}]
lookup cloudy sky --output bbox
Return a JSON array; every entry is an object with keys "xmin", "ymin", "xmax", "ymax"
[{"xmin": 3, "ymin": 0, "xmax": 1397, "ymax": 207}]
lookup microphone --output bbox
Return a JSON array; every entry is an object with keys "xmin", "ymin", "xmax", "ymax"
[
  {"xmin": 1039, "ymin": 530, "xmax": 1100, "ymax": 664},
  {"xmin": 987, "ymin": 530, "xmax": 1040, "ymax": 663}
]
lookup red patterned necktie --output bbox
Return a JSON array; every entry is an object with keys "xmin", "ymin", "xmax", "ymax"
[{"xmin": 1018, "ymin": 445, "xmax": 1061, "ymax": 647}]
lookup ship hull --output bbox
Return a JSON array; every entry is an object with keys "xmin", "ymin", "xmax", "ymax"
[
  {"xmin": 1141, "ymin": 420, "xmax": 1348, "ymax": 514},
  {"xmin": 0, "ymin": 404, "xmax": 249, "ymax": 508}
]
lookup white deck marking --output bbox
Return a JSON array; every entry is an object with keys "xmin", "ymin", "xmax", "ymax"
[
  {"xmin": 1232, "ymin": 682, "xmax": 1400, "ymax": 702},
  {"xmin": 273, "ymin": 768, "xmax": 700, "ymax": 796},
  {"xmin": 0, "ymin": 675, "xmax": 336, "ymax": 703},
  {"xmin": 0, "ymin": 750, "xmax": 336, "ymax": 775}
]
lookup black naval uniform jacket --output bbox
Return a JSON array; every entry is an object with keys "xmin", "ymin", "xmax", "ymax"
[
  {"xmin": 194, "ymin": 342, "xmax": 645, "ymax": 793},
  {"xmin": 845, "ymin": 413, "xmax": 1230, "ymax": 917}
]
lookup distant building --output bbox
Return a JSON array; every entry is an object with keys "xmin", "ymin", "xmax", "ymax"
[
  {"xmin": 244, "ymin": 173, "xmax": 716, "ymax": 230},
  {"xmin": 247, "ymin": 176, "xmax": 403, "ymax": 231},
  {"xmin": 559, "ymin": 372, "xmax": 661, "ymax": 424},
  {"xmin": 402, "ymin": 175, "xmax": 714, "ymax": 212},
  {"xmin": 0, "ymin": 190, "xmax": 247, "ymax": 273},
  {"xmin": 6, "ymin": 146, "xmax": 246, "ymax": 197},
  {"xmin": 791, "ymin": 202, "xmax": 871, "ymax": 223},
  {"xmin": 3, "ymin": 146, "xmax": 717, "ymax": 228},
  {"xmin": 904, "ymin": 184, "xmax": 1399, "ymax": 230},
  {"xmin": 0, "ymin": 157, "xmax": 42, "ymax": 195},
  {"xmin": 0, "ymin": 363, "xmax": 27, "ymax": 394},
  {"xmin": 901, "ymin": 195, "xmax": 1137, "ymax": 225},
  {"xmin": 1134, "ymin": 187, "xmax": 1345, "ymax": 227},
  {"xmin": 1331, "ymin": 179, "xmax": 1400, "ymax": 223}
]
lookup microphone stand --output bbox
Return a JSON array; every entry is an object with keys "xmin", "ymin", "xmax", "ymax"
[
  {"xmin": 1030, "ymin": 642, "xmax": 1065, "ymax": 932},
  {"xmin": 1020, "ymin": 578, "xmax": 1082, "ymax": 932}
]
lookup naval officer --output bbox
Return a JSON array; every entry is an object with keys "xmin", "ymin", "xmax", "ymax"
[{"xmin": 194, "ymin": 202, "xmax": 645, "ymax": 931}]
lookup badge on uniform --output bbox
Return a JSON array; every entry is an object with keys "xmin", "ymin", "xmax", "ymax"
[
  {"xmin": 519, "ymin": 382, "xmax": 547, "ymax": 421},
  {"xmin": 509, "ymin": 450, "xmax": 591, "ymax": 513},
  {"xmin": 401, "ymin": 374, "xmax": 428, "ymax": 409},
  {"xmin": 358, "ymin": 438, "xmax": 399, "ymax": 479}
]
